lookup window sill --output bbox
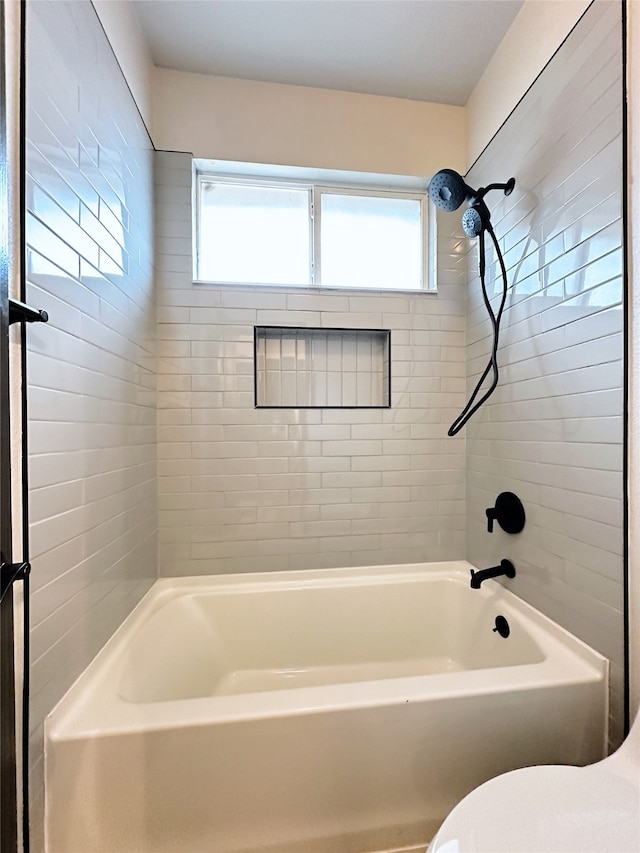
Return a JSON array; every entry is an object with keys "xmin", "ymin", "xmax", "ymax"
[{"xmin": 192, "ymin": 279, "xmax": 438, "ymax": 296}]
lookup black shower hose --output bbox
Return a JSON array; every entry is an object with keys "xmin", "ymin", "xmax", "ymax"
[{"xmin": 448, "ymin": 222, "xmax": 509, "ymax": 437}]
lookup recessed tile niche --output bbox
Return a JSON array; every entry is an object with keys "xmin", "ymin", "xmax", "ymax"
[{"xmin": 254, "ymin": 326, "xmax": 391, "ymax": 408}]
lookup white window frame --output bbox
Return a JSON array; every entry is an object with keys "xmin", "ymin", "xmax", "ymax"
[{"xmin": 194, "ymin": 161, "xmax": 435, "ymax": 292}]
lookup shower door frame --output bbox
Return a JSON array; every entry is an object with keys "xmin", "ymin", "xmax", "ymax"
[{"xmin": 0, "ymin": 0, "xmax": 19, "ymax": 847}]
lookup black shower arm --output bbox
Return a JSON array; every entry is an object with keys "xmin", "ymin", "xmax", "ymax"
[{"xmin": 473, "ymin": 178, "xmax": 516, "ymax": 202}]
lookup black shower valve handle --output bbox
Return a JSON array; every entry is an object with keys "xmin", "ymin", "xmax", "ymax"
[{"xmin": 485, "ymin": 492, "xmax": 526, "ymax": 535}]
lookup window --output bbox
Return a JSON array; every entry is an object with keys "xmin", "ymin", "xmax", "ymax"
[
  {"xmin": 198, "ymin": 181, "xmax": 311, "ymax": 285},
  {"xmin": 195, "ymin": 163, "xmax": 432, "ymax": 291}
]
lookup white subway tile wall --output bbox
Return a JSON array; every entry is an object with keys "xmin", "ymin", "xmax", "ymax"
[
  {"xmin": 25, "ymin": 1, "xmax": 156, "ymax": 843},
  {"xmin": 156, "ymin": 150, "xmax": 467, "ymax": 576},
  {"xmin": 464, "ymin": 1, "xmax": 625, "ymax": 748}
]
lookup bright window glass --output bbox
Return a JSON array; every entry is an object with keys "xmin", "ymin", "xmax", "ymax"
[
  {"xmin": 198, "ymin": 182, "xmax": 311, "ymax": 284},
  {"xmin": 319, "ymin": 192, "xmax": 422, "ymax": 289},
  {"xmin": 196, "ymin": 174, "xmax": 428, "ymax": 290}
]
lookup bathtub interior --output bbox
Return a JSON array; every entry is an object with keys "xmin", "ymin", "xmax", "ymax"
[{"xmin": 118, "ymin": 570, "xmax": 547, "ymax": 704}]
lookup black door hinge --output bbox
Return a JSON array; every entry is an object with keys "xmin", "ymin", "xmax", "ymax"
[{"xmin": 0, "ymin": 561, "xmax": 31, "ymax": 602}]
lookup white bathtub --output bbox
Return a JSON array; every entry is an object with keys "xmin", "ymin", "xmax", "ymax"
[{"xmin": 45, "ymin": 561, "xmax": 608, "ymax": 853}]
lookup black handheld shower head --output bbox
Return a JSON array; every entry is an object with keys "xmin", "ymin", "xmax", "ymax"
[
  {"xmin": 462, "ymin": 202, "xmax": 489, "ymax": 238},
  {"xmin": 428, "ymin": 169, "xmax": 472, "ymax": 212}
]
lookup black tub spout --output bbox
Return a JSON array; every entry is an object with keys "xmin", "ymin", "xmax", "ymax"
[{"xmin": 470, "ymin": 559, "xmax": 516, "ymax": 589}]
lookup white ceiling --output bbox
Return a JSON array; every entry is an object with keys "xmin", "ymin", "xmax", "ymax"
[{"xmin": 131, "ymin": 0, "xmax": 524, "ymax": 106}]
